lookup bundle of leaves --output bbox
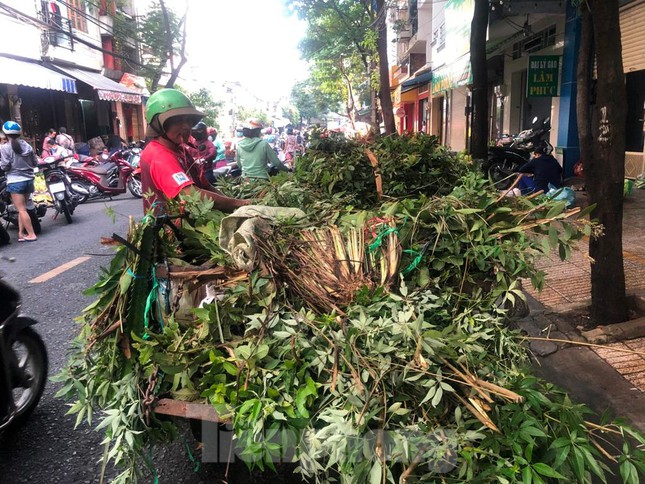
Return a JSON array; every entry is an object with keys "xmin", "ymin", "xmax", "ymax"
[
  {"xmin": 55, "ymin": 156, "xmax": 645, "ymax": 483},
  {"xmin": 291, "ymin": 131, "xmax": 468, "ymax": 208}
]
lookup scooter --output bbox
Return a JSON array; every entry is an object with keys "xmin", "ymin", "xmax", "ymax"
[
  {"xmin": 0, "ymin": 172, "xmax": 47, "ymax": 242},
  {"xmin": 485, "ymin": 117, "xmax": 553, "ymax": 189},
  {"xmin": 38, "ymin": 155, "xmax": 82, "ymax": 224},
  {"xmin": 66, "ymin": 149, "xmax": 139, "ymax": 202},
  {"xmin": 0, "ymin": 255, "xmax": 48, "ymax": 432}
]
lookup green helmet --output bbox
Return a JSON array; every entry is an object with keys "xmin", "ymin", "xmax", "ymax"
[{"xmin": 145, "ymin": 89, "xmax": 203, "ymax": 137}]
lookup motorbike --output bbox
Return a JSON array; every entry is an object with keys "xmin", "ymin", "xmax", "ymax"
[
  {"xmin": 37, "ymin": 155, "xmax": 83, "ymax": 224},
  {"xmin": 485, "ymin": 116, "xmax": 553, "ymax": 189},
  {"xmin": 66, "ymin": 149, "xmax": 141, "ymax": 202},
  {"xmin": 0, "ymin": 172, "xmax": 47, "ymax": 243},
  {"xmin": 0, "ymin": 255, "xmax": 48, "ymax": 432}
]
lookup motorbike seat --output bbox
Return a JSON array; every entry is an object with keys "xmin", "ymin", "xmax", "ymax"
[{"xmin": 81, "ymin": 162, "xmax": 116, "ymax": 175}]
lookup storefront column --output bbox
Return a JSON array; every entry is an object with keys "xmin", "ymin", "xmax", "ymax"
[{"xmin": 556, "ymin": 0, "xmax": 581, "ymax": 177}]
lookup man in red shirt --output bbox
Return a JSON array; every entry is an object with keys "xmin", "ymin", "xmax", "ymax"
[{"xmin": 140, "ymin": 89, "xmax": 249, "ymax": 214}]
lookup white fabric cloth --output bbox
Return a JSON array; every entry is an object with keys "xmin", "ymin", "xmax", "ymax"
[{"xmin": 219, "ymin": 205, "xmax": 306, "ymax": 271}]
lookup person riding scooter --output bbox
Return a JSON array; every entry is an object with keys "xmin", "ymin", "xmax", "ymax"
[
  {"xmin": 186, "ymin": 121, "xmax": 217, "ymax": 185},
  {"xmin": 235, "ymin": 119, "xmax": 289, "ymax": 180}
]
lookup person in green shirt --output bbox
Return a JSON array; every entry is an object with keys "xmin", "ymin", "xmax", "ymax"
[{"xmin": 235, "ymin": 118, "xmax": 288, "ymax": 179}]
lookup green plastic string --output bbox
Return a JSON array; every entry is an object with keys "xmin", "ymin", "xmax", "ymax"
[
  {"xmin": 126, "ymin": 267, "xmax": 145, "ymax": 279},
  {"xmin": 182, "ymin": 434, "xmax": 201, "ymax": 473},
  {"xmin": 143, "ymin": 263, "xmax": 160, "ymax": 340},
  {"xmin": 143, "ymin": 449, "xmax": 159, "ymax": 484},
  {"xmin": 401, "ymin": 241, "xmax": 432, "ymax": 276},
  {"xmin": 367, "ymin": 226, "xmax": 399, "ymax": 253},
  {"xmin": 401, "ymin": 249, "xmax": 423, "ymax": 275}
]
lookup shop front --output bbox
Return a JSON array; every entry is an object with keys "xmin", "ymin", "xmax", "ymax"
[
  {"xmin": 46, "ymin": 64, "xmax": 143, "ymax": 145},
  {"xmin": 431, "ymin": 53, "xmax": 471, "ymax": 151},
  {"xmin": 0, "ymin": 56, "xmax": 78, "ymax": 153}
]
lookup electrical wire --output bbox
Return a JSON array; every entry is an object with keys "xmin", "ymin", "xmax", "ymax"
[
  {"xmin": 53, "ymin": 0, "xmax": 161, "ymax": 54},
  {"xmin": 0, "ymin": 1, "xmax": 147, "ymax": 69}
]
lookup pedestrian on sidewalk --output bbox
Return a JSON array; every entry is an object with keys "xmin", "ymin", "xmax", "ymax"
[
  {"xmin": 0, "ymin": 121, "xmax": 38, "ymax": 242},
  {"xmin": 56, "ymin": 127, "xmax": 75, "ymax": 153}
]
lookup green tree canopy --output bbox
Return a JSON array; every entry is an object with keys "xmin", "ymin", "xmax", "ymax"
[
  {"xmin": 138, "ymin": 0, "xmax": 187, "ymax": 91},
  {"xmin": 184, "ymin": 88, "xmax": 223, "ymax": 129}
]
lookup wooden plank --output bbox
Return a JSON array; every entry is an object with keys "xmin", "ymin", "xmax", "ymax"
[{"xmin": 154, "ymin": 398, "xmax": 229, "ymax": 423}]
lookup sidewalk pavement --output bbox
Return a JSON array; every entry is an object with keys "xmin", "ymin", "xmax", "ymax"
[{"xmin": 518, "ymin": 187, "xmax": 645, "ymax": 432}]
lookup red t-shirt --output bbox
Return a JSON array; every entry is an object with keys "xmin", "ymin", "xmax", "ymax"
[{"xmin": 140, "ymin": 139, "xmax": 194, "ymax": 213}]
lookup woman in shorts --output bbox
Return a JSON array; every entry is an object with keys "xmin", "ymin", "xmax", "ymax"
[{"xmin": 0, "ymin": 121, "xmax": 38, "ymax": 241}]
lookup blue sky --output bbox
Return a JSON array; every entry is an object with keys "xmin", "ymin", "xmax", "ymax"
[{"xmin": 159, "ymin": 0, "xmax": 309, "ymax": 102}]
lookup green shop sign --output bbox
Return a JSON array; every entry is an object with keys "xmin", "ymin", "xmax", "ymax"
[{"xmin": 527, "ymin": 55, "xmax": 560, "ymax": 97}]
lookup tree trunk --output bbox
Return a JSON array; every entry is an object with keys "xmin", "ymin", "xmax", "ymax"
[
  {"xmin": 469, "ymin": 0, "xmax": 489, "ymax": 160},
  {"xmin": 376, "ymin": 0, "xmax": 395, "ymax": 135},
  {"xmin": 586, "ymin": 0, "xmax": 628, "ymax": 324},
  {"xmin": 164, "ymin": 3, "xmax": 188, "ymax": 88},
  {"xmin": 576, "ymin": 5, "xmax": 593, "ymax": 175}
]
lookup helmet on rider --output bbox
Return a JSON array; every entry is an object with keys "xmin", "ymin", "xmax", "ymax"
[
  {"xmin": 242, "ymin": 118, "xmax": 263, "ymax": 138},
  {"xmin": 2, "ymin": 121, "xmax": 21, "ymax": 135},
  {"xmin": 191, "ymin": 121, "xmax": 208, "ymax": 141},
  {"xmin": 145, "ymin": 89, "xmax": 203, "ymax": 139}
]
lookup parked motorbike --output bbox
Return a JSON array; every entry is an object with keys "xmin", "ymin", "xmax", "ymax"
[
  {"xmin": 485, "ymin": 117, "xmax": 553, "ymax": 189},
  {"xmin": 67, "ymin": 149, "xmax": 140, "ymax": 202},
  {"xmin": 0, "ymin": 172, "xmax": 47, "ymax": 242},
  {"xmin": 37, "ymin": 155, "xmax": 83, "ymax": 224},
  {"xmin": 0, "ymin": 255, "xmax": 48, "ymax": 432}
]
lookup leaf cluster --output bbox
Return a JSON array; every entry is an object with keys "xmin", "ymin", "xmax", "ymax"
[{"xmin": 54, "ymin": 134, "xmax": 645, "ymax": 484}]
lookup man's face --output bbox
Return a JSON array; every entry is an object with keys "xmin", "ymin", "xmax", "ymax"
[{"xmin": 164, "ymin": 115, "xmax": 195, "ymax": 145}]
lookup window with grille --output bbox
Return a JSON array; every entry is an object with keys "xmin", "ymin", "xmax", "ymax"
[
  {"xmin": 512, "ymin": 25, "xmax": 556, "ymax": 60},
  {"xmin": 67, "ymin": 0, "xmax": 88, "ymax": 33}
]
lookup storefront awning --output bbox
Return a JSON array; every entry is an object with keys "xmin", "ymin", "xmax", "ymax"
[
  {"xmin": 52, "ymin": 66, "xmax": 142, "ymax": 104},
  {"xmin": 0, "ymin": 56, "xmax": 77, "ymax": 93},
  {"xmin": 401, "ymin": 71, "xmax": 433, "ymax": 93}
]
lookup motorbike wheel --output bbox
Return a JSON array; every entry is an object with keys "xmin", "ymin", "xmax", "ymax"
[
  {"xmin": 0, "ymin": 223, "xmax": 9, "ymax": 246},
  {"xmin": 127, "ymin": 175, "xmax": 143, "ymax": 198},
  {"xmin": 4, "ymin": 324, "xmax": 48, "ymax": 430},
  {"xmin": 486, "ymin": 158, "xmax": 518, "ymax": 190},
  {"xmin": 60, "ymin": 199, "xmax": 73, "ymax": 224},
  {"xmin": 28, "ymin": 209, "xmax": 41, "ymax": 236}
]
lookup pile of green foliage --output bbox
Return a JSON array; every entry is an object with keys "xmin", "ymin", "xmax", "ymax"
[{"xmin": 55, "ymin": 133, "xmax": 645, "ymax": 483}]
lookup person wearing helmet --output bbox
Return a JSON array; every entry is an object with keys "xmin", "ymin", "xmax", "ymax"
[
  {"xmin": 513, "ymin": 141, "xmax": 562, "ymax": 195},
  {"xmin": 186, "ymin": 121, "xmax": 217, "ymax": 184},
  {"xmin": 235, "ymin": 118, "xmax": 288, "ymax": 179},
  {"xmin": 140, "ymin": 88, "xmax": 248, "ymax": 214},
  {"xmin": 0, "ymin": 121, "xmax": 38, "ymax": 241}
]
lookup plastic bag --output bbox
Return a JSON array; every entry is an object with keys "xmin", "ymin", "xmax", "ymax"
[{"xmin": 545, "ymin": 183, "xmax": 575, "ymax": 208}]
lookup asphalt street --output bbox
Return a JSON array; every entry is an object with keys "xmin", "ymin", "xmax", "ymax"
[{"xmin": 0, "ymin": 195, "xmax": 302, "ymax": 484}]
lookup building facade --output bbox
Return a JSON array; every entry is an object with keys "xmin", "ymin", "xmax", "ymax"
[
  {"xmin": 0, "ymin": 0, "xmax": 145, "ymax": 153},
  {"xmin": 389, "ymin": 0, "xmax": 645, "ymax": 178}
]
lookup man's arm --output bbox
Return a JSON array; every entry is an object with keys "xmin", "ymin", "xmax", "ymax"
[
  {"xmin": 514, "ymin": 159, "xmax": 535, "ymax": 174},
  {"xmin": 180, "ymin": 185, "xmax": 250, "ymax": 213}
]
